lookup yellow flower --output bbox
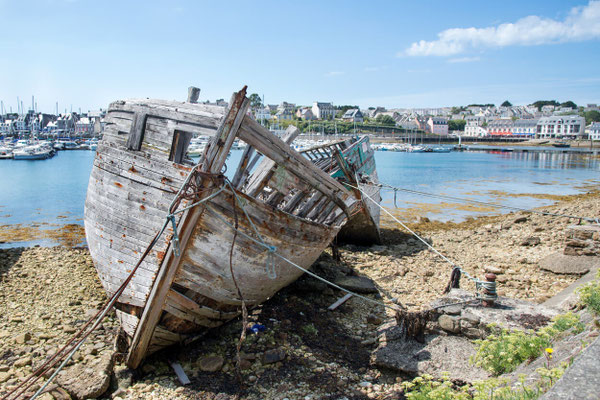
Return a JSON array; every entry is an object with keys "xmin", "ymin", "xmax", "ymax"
[{"xmin": 545, "ymin": 348, "xmax": 554, "ymax": 354}]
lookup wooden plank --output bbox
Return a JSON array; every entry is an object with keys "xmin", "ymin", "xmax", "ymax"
[
  {"xmin": 187, "ymin": 87, "xmax": 200, "ymax": 103},
  {"xmin": 126, "ymin": 87, "xmax": 249, "ymax": 369},
  {"xmin": 165, "ymin": 289, "xmax": 239, "ymax": 319},
  {"xmin": 169, "ymin": 361, "xmax": 191, "ymax": 385},
  {"xmin": 238, "ymin": 117, "xmax": 351, "ymax": 216},
  {"xmin": 127, "ymin": 112, "xmax": 148, "ymax": 151},
  {"xmin": 328, "ymin": 293, "xmax": 353, "ymax": 311}
]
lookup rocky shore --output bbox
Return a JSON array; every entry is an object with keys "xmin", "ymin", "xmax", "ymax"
[{"xmin": 0, "ymin": 188, "xmax": 599, "ymax": 399}]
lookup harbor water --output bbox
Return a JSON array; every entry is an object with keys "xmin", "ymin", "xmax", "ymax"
[{"xmin": 0, "ymin": 148, "xmax": 598, "ymax": 247}]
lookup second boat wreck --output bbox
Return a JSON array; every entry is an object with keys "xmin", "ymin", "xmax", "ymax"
[{"xmin": 84, "ymin": 86, "xmax": 381, "ymax": 368}]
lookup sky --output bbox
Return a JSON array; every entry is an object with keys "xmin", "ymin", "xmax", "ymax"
[{"xmin": 1, "ymin": 0, "xmax": 599, "ymax": 112}]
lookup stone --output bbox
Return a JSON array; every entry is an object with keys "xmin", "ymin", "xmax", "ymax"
[
  {"xmin": 15, "ymin": 332, "xmax": 32, "ymax": 344},
  {"xmin": 484, "ymin": 265, "xmax": 503, "ymax": 275},
  {"xmin": 114, "ymin": 365, "xmax": 134, "ymax": 389},
  {"xmin": 521, "ymin": 236, "xmax": 541, "ymax": 246},
  {"xmin": 56, "ymin": 351, "xmax": 114, "ymax": 399},
  {"xmin": 262, "ymin": 348, "xmax": 286, "ymax": 364},
  {"xmin": 198, "ymin": 355, "xmax": 224, "ymax": 372},
  {"xmin": 366, "ymin": 314, "xmax": 383, "ymax": 325},
  {"xmin": 374, "ymin": 320, "xmax": 489, "ymax": 383},
  {"xmin": 430, "ymin": 289, "xmax": 558, "ymax": 333},
  {"xmin": 438, "ymin": 315, "xmax": 460, "ymax": 333},
  {"xmin": 0, "ymin": 365, "xmax": 9, "ymax": 372},
  {"xmin": 513, "ymin": 216, "xmax": 528, "ymax": 224},
  {"xmin": 539, "ymin": 253, "xmax": 599, "ymax": 275},
  {"xmin": 0, "ymin": 371, "xmax": 11, "ymax": 383},
  {"xmin": 333, "ymin": 276, "xmax": 378, "ymax": 294},
  {"xmin": 14, "ymin": 356, "xmax": 32, "ymax": 367}
]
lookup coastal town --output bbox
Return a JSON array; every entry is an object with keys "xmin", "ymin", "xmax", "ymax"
[{"xmin": 1, "ymin": 96, "xmax": 600, "ymax": 141}]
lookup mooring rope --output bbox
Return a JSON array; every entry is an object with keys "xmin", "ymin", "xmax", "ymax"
[
  {"xmin": 364, "ymin": 181, "xmax": 599, "ymax": 224},
  {"xmin": 343, "ymin": 182, "xmax": 497, "ymax": 303},
  {"xmin": 7, "ymin": 167, "xmax": 228, "ymax": 400}
]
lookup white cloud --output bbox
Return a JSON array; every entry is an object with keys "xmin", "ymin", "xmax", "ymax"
[
  {"xmin": 447, "ymin": 56, "xmax": 480, "ymax": 63},
  {"xmin": 404, "ymin": 1, "xmax": 600, "ymax": 56},
  {"xmin": 325, "ymin": 71, "xmax": 345, "ymax": 77}
]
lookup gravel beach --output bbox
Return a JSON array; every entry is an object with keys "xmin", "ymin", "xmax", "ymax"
[{"xmin": 0, "ymin": 187, "xmax": 598, "ymax": 399}]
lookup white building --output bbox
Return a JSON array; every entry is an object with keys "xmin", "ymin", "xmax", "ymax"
[
  {"xmin": 464, "ymin": 116, "xmax": 487, "ymax": 137},
  {"xmin": 254, "ymin": 107, "xmax": 272, "ymax": 122},
  {"xmin": 512, "ymin": 118, "xmax": 538, "ymax": 137},
  {"xmin": 536, "ymin": 116, "xmax": 586, "ymax": 139},
  {"xmin": 589, "ymin": 122, "xmax": 600, "ymax": 141},
  {"xmin": 312, "ymin": 102, "xmax": 335, "ymax": 120}
]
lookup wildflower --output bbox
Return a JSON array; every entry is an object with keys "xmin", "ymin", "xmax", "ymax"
[{"xmin": 545, "ymin": 348, "xmax": 553, "ymax": 354}]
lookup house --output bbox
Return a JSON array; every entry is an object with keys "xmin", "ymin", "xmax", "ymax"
[
  {"xmin": 75, "ymin": 117, "xmax": 94, "ymax": 135},
  {"xmin": 296, "ymin": 107, "xmax": 315, "ymax": 120},
  {"xmin": 367, "ymin": 107, "xmax": 386, "ymax": 118},
  {"xmin": 588, "ymin": 122, "xmax": 600, "ymax": 141},
  {"xmin": 536, "ymin": 116, "xmax": 586, "ymax": 139},
  {"xmin": 511, "ymin": 118, "xmax": 538, "ymax": 137},
  {"xmin": 0, "ymin": 119, "xmax": 15, "ymax": 135},
  {"xmin": 487, "ymin": 119, "xmax": 513, "ymax": 136},
  {"xmin": 312, "ymin": 102, "xmax": 335, "ymax": 120},
  {"xmin": 275, "ymin": 109, "xmax": 293, "ymax": 121},
  {"xmin": 277, "ymin": 102, "xmax": 295, "ymax": 114},
  {"xmin": 341, "ymin": 109, "xmax": 363, "ymax": 123},
  {"xmin": 254, "ymin": 107, "xmax": 272, "ymax": 122},
  {"xmin": 464, "ymin": 115, "xmax": 487, "ymax": 137},
  {"xmin": 427, "ymin": 117, "xmax": 448, "ymax": 135}
]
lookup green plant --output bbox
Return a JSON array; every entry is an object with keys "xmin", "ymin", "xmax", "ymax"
[
  {"xmin": 301, "ymin": 323, "xmax": 318, "ymax": 336},
  {"xmin": 471, "ymin": 313, "xmax": 582, "ymax": 376},
  {"xmin": 402, "ymin": 366, "xmax": 568, "ymax": 400},
  {"xmin": 577, "ymin": 270, "xmax": 600, "ymax": 315}
]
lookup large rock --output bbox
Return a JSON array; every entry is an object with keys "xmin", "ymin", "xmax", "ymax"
[
  {"xmin": 333, "ymin": 276, "xmax": 378, "ymax": 294},
  {"xmin": 56, "ymin": 351, "xmax": 114, "ymax": 399},
  {"xmin": 539, "ymin": 252, "xmax": 599, "ymax": 275},
  {"xmin": 373, "ymin": 320, "xmax": 489, "ymax": 383},
  {"xmin": 431, "ymin": 289, "xmax": 559, "ymax": 336}
]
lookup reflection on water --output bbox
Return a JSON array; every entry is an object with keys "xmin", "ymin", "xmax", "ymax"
[
  {"xmin": 375, "ymin": 150, "xmax": 599, "ymax": 222},
  {"xmin": 0, "ymin": 149, "xmax": 598, "ymax": 242}
]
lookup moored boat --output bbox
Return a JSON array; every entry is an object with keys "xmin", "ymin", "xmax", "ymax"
[
  {"xmin": 84, "ymin": 86, "xmax": 380, "ymax": 368},
  {"xmin": 12, "ymin": 143, "xmax": 54, "ymax": 160}
]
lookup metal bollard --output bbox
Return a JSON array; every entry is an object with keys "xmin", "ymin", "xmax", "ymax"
[{"xmin": 482, "ymin": 273, "xmax": 497, "ymax": 307}]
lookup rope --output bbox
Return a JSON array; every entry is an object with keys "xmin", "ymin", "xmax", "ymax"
[
  {"xmin": 8, "ymin": 167, "xmax": 228, "ymax": 400},
  {"xmin": 343, "ymin": 181, "xmax": 497, "ymax": 303},
  {"xmin": 366, "ymin": 181, "xmax": 599, "ymax": 224}
]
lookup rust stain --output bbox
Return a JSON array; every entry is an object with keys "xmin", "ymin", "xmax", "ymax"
[
  {"xmin": 114, "ymin": 182, "xmax": 123, "ymax": 188},
  {"xmin": 173, "ymin": 163, "xmax": 192, "ymax": 172},
  {"xmin": 118, "ymin": 260, "xmax": 124, "ymax": 264},
  {"xmin": 156, "ymin": 251, "xmax": 166, "ymax": 263},
  {"xmin": 140, "ymin": 205, "xmax": 146, "ymax": 211},
  {"xmin": 129, "ymin": 165, "xmax": 138, "ymax": 173},
  {"xmin": 161, "ymin": 177, "xmax": 172, "ymax": 184}
]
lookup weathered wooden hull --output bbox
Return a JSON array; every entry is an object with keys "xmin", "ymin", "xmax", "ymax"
[
  {"xmin": 85, "ymin": 88, "xmax": 378, "ymax": 368},
  {"xmin": 301, "ymin": 137, "xmax": 381, "ymax": 245}
]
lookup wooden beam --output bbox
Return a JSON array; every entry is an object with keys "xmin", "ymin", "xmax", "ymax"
[{"xmin": 187, "ymin": 87, "xmax": 200, "ymax": 103}]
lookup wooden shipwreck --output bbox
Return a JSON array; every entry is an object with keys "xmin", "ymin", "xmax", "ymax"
[{"xmin": 84, "ymin": 86, "xmax": 380, "ymax": 368}]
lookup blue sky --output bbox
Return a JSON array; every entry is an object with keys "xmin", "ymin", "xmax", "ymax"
[{"xmin": 1, "ymin": 0, "xmax": 599, "ymax": 112}]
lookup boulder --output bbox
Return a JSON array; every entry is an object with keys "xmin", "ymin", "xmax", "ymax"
[
  {"xmin": 333, "ymin": 276, "xmax": 378, "ymax": 294},
  {"xmin": 539, "ymin": 253, "xmax": 599, "ymax": 275},
  {"xmin": 373, "ymin": 320, "xmax": 489, "ymax": 383},
  {"xmin": 438, "ymin": 315, "xmax": 460, "ymax": 333},
  {"xmin": 56, "ymin": 351, "xmax": 114, "ymax": 399}
]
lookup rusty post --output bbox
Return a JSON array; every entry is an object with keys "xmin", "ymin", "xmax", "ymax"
[{"xmin": 482, "ymin": 273, "xmax": 497, "ymax": 307}]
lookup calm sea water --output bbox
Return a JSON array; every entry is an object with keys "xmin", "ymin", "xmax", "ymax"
[{"xmin": 0, "ymin": 148, "xmax": 598, "ymax": 243}]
